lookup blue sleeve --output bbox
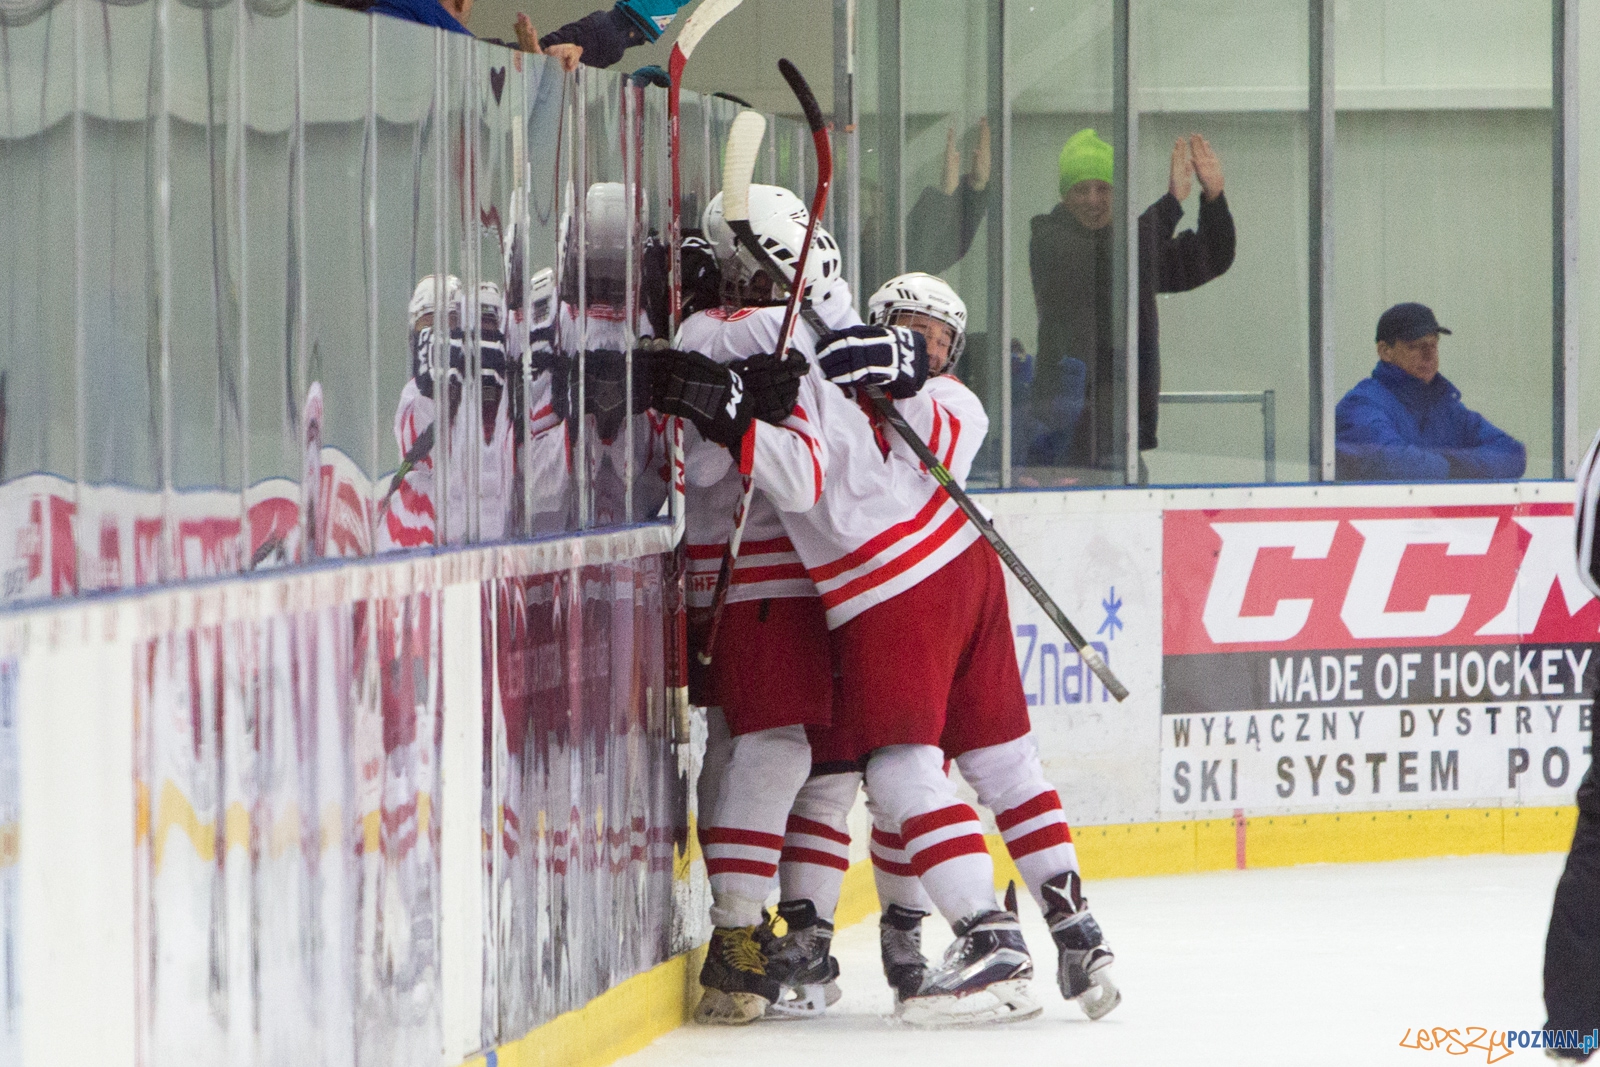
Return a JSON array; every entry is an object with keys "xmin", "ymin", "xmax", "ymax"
[
  {"xmin": 1439, "ymin": 408, "xmax": 1527, "ymax": 480},
  {"xmin": 1335, "ymin": 391, "xmax": 1450, "ymax": 481}
]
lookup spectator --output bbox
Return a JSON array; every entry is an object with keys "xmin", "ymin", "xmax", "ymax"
[
  {"xmin": 1026, "ymin": 129, "xmax": 1235, "ymax": 477},
  {"xmin": 367, "ymin": 0, "xmax": 470, "ymax": 35},
  {"xmin": 1334, "ymin": 303, "xmax": 1525, "ymax": 481},
  {"xmin": 860, "ymin": 119, "xmax": 992, "ymax": 293},
  {"xmin": 517, "ymin": 0, "xmax": 693, "ymax": 70}
]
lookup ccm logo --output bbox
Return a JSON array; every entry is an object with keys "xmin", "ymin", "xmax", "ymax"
[{"xmin": 1200, "ymin": 515, "xmax": 1591, "ymax": 645}]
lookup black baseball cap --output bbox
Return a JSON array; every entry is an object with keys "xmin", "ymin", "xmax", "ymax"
[{"xmin": 1376, "ymin": 302, "xmax": 1451, "ymax": 344}]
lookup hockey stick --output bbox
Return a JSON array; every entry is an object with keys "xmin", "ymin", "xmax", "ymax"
[
  {"xmin": 860, "ymin": 384, "xmax": 1130, "ymax": 701},
  {"xmin": 666, "ymin": 0, "xmax": 745, "ymax": 728},
  {"xmin": 698, "ymin": 61, "xmax": 832, "ymax": 666},
  {"xmin": 696, "ymin": 109, "xmax": 768, "ymax": 666}
]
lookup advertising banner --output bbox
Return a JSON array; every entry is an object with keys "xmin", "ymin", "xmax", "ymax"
[
  {"xmin": 988, "ymin": 495, "xmax": 1164, "ymax": 826},
  {"xmin": 1161, "ymin": 501, "xmax": 1597, "ymax": 814}
]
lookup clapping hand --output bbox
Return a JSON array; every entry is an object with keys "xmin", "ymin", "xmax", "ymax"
[
  {"xmin": 515, "ymin": 13, "xmax": 582, "ymax": 72},
  {"xmin": 1169, "ymin": 133, "xmax": 1224, "ymax": 202}
]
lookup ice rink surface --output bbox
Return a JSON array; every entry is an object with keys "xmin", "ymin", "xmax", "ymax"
[{"xmin": 621, "ymin": 853, "xmax": 1569, "ymax": 1067}]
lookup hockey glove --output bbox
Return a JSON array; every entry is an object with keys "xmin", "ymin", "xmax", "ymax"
[
  {"xmin": 817, "ymin": 324, "xmax": 929, "ymax": 399},
  {"xmin": 649, "ymin": 346, "xmax": 752, "ymax": 451},
  {"xmin": 731, "ymin": 348, "xmax": 807, "ymax": 425}
]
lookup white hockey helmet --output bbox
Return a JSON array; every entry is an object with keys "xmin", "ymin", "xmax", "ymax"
[
  {"xmin": 409, "ymin": 274, "xmax": 464, "ymax": 330},
  {"xmin": 702, "ymin": 184, "xmax": 841, "ymax": 301},
  {"xmin": 559, "ymin": 181, "xmax": 631, "ymax": 305},
  {"xmin": 868, "ymin": 272, "xmax": 969, "ymax": 370},
  {"xmin": 477, "ymin": 281, "xmax": 506, "ymax": 336}
]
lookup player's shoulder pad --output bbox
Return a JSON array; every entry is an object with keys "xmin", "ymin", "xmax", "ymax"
[
  {"xmin": 924, "ymin": 373, "xmax": 983, "ymax": 411},
  {"xmin": 676, "ymin": 304, "xmax": 785, "ymax": 362}
]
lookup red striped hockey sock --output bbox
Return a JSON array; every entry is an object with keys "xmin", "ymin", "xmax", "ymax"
[
  {"xmin": 900, "ymin": 803, "xmax": 996, "ymax": 924},
  {"xmin": 996, "ymin": 789, "xmax": 1080, "ymax": 908}
]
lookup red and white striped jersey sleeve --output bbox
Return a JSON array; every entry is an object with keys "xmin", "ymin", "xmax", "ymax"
[{"xmin": 889, "ymin": 375, "xmax": 989, "ymax": 487}]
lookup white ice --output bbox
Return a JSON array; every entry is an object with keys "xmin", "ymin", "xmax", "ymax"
[{"xmin": 620, "ymin": 853, "xmax": 1569, "ymax": 1067}]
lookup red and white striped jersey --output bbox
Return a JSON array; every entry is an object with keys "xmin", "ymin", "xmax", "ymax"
[
  {"xmin": 675, "ymin": 304, "xmax": 829, "ymax": 608},
  {"xmin": 781, "ymin": 371, "xmax": 989, "ymax": 628},
  {"xmin": 674, "ymin": 275, "xmax": 991, "ymax": 625}
]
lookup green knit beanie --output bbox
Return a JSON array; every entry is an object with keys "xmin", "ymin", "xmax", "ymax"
[{"xmin": 1058, "ymin": 128, "xmax": 1114, "ymax": 197}]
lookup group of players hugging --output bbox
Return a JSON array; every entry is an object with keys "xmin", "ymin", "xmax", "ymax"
[{"xmin": 393, "ymin": 177, "xmax": 1121, "ymax": 1028}]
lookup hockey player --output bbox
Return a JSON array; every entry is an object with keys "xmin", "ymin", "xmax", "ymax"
[
  {"xmin": 775, "ymin": 272, "xmax": 1121, "ymax": 1022},
  {"xmin": 657, "ymin": 186, "xmax": 1042, "ymax": 1027},
  {"xmin": 379, "ymin": 276, "xmax": 516, "ymax": 550},
  {"xmin": 648, "ymin": 184, "xmax": 840, "ymax": 1025},
  {"xmin": 544, "ymin": 182, "xmax": 673, "ymax": 530}
]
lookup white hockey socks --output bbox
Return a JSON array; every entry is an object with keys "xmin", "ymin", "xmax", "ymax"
[
  {"xmin": 779, "ymin": 771, "xmax": 859, "ymax": 922},
  {"xmin": 864, "ymin": 792, "xmax": 936, "ymax": 916},
  {"xmin": 956, "ymin": 735, "xmax": 1080, "ymax": 913},
  {"xmin": 865, "ymin": 744, "xmax": 996, "ymax": 927},
  {"xmin": 703, "ymin": 724, "xmax": 812, "ymax": 929}
]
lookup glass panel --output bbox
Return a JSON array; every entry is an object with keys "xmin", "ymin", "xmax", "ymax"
[
  {"xmin": 899, "ymin": 0, "xmax": 998, "ymax": 482},
  {"xmin": 372, "ymin": 13, "xmax": 439, "ymax": 553},
  {"xmin": 463, "ymin": 37, "xmax": 516, "ymax": 544},
  {"xmin": 243, "ymin": 0, "xmax": 305, "ymax": 567},
  {"xmin": 167, "ymin": 0, "xmax": 244, "ymax": 580},
  {"xmin": 520, "ymin": 53, "xmax": 573, "ymax": 536},
  {"xmin": 1007, "ymin": 0, "xmax": 1125, "ymax": 487},
  {"xmin": 1135, "ymin": 0, "xmax": 1307, "ymax": 486},
  {"xmin": 302, "ymin": 2, "xmax": 376, "ymax": 559},
  {"xmin": 1332, "ymin": 0, "xmax": 1548, "ymax": 482},
  {"xmin": 81, "ymin": 0, "xmax": 160, "ymax": 593},
  {"xmin": 0, "ymin": 4, "xmax": 84, "ymax": 602},
  {"xmin": 1577, "ymin": 8, "xmax": 1600, "ymax": 450}
]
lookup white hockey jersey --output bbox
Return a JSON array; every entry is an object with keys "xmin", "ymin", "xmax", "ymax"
[
  {"xmin": 676, "ymin": 278, "xmax": 989, "ymax": 626},
  {"xmin": 675, "ymin": 304, "xmax": 828, "ymax": 609},
  {"xmin": 379, "ymin": 378, "xmax": 515, "ymax": 550},
  {"xmin": 523, "ymin": 303, "xmax": 673, "ymax": 533}
]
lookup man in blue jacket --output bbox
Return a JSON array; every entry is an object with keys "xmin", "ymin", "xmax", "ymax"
[{"xmin": 1334, "ymin": 303, "xmax": 1526, "ymax": 481}]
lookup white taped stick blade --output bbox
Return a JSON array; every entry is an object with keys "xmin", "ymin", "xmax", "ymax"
[
  {"xmin": 722, "ymin": 112, "xmax": 766, "ymax": 223},
  {"xmin": 674, "ymin": 0, "xmax": 746, "ymax": 61}
]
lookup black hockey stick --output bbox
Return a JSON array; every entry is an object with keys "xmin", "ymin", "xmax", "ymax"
[
  {"xmin": 861, "ymin": 384, "xmax": 1130, "ymax": 701},
  {"xmin": 699, "ymin": 61, "xmax": 833, "ymax": 667}
]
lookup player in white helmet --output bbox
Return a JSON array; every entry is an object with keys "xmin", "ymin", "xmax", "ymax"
[
  {"xmin": 867, "ymin": 271, "xmax": 968, "ymax": 374},
  {"xmin": 774, "ymin": 272, "xmax": 1120, "ymax": 1023},
  {"xmin": 665, "ymin": 184, "xmax": 1046, "ymax": 1026},
  {"xmin": 647, "ymin": 183, "xmax": 845, "ymax": 1024},
  {"xmin": 536, "ymin": 182, "xmax": 673, "ymax": 530}
]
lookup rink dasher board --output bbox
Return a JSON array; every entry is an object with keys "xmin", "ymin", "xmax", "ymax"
[
  {"xmin": 975, "ymin": 479, "xmax": 1593, "ymax": 825},
  {"xmin": 0, "ymin": 521, "xmax": 673, "ymax": 1067}
]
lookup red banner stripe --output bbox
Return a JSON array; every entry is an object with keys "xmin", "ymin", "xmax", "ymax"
[{"xmin": 995, "ymin": 790, "xmax": 1065, "ymax": 832}]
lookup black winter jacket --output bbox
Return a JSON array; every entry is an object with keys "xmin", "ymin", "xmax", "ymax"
[{"xmin": 1027, "ymin": 191, "xmax": 1235, "ymax": 462}]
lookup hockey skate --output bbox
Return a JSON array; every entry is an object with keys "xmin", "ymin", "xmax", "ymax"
[
  {"xmin": 879, "ymin": 904, "xmax": 930, "ymax": 1002},
  {"xmin": 898, "ymin": 910, "xmax": 1041, "ymax": 1028},
  {"xmin": 695, "ymin": 925, "xmax": 781, "ymax": 1025},
  {"xmin": 1042, "ymin": 871, "xmax": 1121, "ymax": 1020},
  {"xmin": 764, "ymin": 900, "xmax": 842, "ymax": 1019}
]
